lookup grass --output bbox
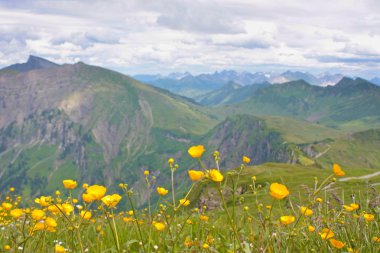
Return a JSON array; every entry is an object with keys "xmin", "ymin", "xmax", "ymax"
[{"xmin": 0, "ymin": 147, "xmax": 379, "ymax": 253}]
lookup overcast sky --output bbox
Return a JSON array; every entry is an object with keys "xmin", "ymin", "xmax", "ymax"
[{"xmin": 0, "ymin": 0, "xmax": 379, "ymax": 77}]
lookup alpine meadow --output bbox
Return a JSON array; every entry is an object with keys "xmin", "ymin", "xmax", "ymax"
[{"xmin": 0, "ymin": 1, "xmax": 380, "ymax": 252}]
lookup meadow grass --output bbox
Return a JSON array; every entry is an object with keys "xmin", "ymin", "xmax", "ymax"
[{"xmin": 0, "ymin": 146, "xmax": 379, "ymax": 252}]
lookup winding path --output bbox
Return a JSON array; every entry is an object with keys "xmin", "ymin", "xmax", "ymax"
[{"xmin": 339, "ymin": 171, "xmax": 380, "ymax": 182}]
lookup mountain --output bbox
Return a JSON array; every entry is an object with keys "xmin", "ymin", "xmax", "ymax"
[
  {"xmin": 133, "ymin": 70, "xmax": 344, "ymax": 99},
  {"xmin": 370, "ymin": 77, "xmax": 380, "ymax": 86},
  {"xmin": 197, "ymin": 81, "xmax": 270, "ymax": 106},
  {"xmin": 216, "ymin": 78, "xmax": 380, "ymax": 130},
  {"xmin": 0, "ymin": 55, "xmax": 59, "ymax": 73},
  {"xmin": 0, "ymin": 57, "xmax": 302, "ymax": 203},
  {"xmin": 0, "ymin": 58, "xmax": 219, "ymax": 198}
]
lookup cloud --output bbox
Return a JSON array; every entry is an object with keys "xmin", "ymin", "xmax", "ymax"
[{"xmin": 0, "ymin": 0, "xmax": 379, "ymax": 78}]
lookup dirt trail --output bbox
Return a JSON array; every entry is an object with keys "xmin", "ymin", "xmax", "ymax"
[{"xmin": 339, "ymin": 171, "xmax": 380, "ymax": 182}]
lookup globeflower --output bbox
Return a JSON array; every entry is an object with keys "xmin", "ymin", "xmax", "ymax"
[
  {"xmin": 62, "ymin": 179, "xmax": 77, "ymax": 189},
  {"xmin": 80, "ymin": 210, "xmax": 92, "ymax": 220},
  {"xmin": 188, "ymin": 145, "xmax": 206, "ymax": 158},
  {"xmin": 188, "ymin": 170, "xmax": 205, "ymax": 181},
  {"xmin": 86, "ymin": 185, "xmax": 107, "ymax": 201},
  {"xmin": 1, "ymin": 202, "xmax": 12, "ymax": 211},
  {"xmin": 45, "ymin": 217, "xmax": 58, "ymax": 232},
  {"xmin": 300, "ymin": 206, "xmax": 313, "ymax": 216},
  {"xmin": 333, "ymin": 163, "xmax": 345, "ymax": 176},
  {"xmin": 154, "ymin": 222, "xmax": 165, "ymax": 231},
  {"xmin": 55, "ymin": 244, "xmax": 65, "ymax": 253},
  {"xmin": 32, "ymin": 209, "xmax": 45, "ymax": 221},
  {"xmin": 329, "ymin": 239, "xmax": 345, "ymax": 249},
  {"xmin": 102, "ymin": 194, "xmax": 122, "ymax": 208},
  {"xmin": 280, "ymin": 215, "xmax": 295, "ymax": 225},
  {"xmin": 319, "ymin": 228, "xmax": 334, "ymax": 240},
  {"xmin": 62, "ymin": 203, "xmax": 74, "ymax": 215},
  {"xmin": 157, "ymin": 187, "xmax": 169, "ymax": 196},
  {"xmin": 242, "ymin": 156, "xmax": 251, "ymax": 163},
  {"xmin": 35, "ymin": 196, "xmax": 53, "ymax": 207},
  {"xmin": 209, "ymin": 169, "xmax": 224, "ymax": 182},
  {"xmin": 364, "ymin": 214, "xmax": 375, "ymax": 222},
  {"xmin": 179, "ymin": 199, "xmax": 190, "ymax": 206},
  {"xmin": 10, "ymin": 209, "xmax": 24, "ymax": 219},
  {"xmin": 269, "ymin": 183, "xmax": 289, "ymax": 199}
]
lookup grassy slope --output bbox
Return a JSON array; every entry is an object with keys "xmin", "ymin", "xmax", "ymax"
[
  {"xmin": 313, "ymin": 129, "xmax": 380, "ymax": 170},
  {"xmin": 194, "ymin": 162, "xmax": 380, "ymax": 210}
]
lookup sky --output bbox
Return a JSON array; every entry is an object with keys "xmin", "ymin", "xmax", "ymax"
[{"xmin": 0, "ymin": 0, "xmax": 379, "ymax": 77}]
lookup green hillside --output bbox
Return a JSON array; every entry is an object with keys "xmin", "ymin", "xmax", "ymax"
[{"xmin": 214, "ymin": 78, "xmax": 380, "ymax": 131}]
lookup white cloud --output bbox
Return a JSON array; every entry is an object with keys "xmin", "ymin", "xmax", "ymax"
[{"xmin": 0, "ymin": 0, "xmax": 379, "ymax": 77}]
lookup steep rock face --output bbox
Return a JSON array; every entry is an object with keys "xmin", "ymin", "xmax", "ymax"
[
  {"xmin": 0, "ymin": 110, "xmax": 86, "ymax": 168},
  {"xmin": 203, "ymin": 115, "xmax": 295, "ymax": 169}
]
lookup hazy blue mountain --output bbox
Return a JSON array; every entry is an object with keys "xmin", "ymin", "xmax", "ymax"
[
  {"xmin": 133, "ymin": 70, "xmax": 346, "ymax": 99},
  {"xmin": 370, "ymin": 77, "xmax": 380, "ymax": 86},
  {"xmin": 197, "ymin": 81, "xmax": 270, "ymax": 106}
]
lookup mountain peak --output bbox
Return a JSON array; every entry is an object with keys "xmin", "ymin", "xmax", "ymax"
[{"xmin": 1, "ymin": 55, "xmax": 59, "ymax": 73}]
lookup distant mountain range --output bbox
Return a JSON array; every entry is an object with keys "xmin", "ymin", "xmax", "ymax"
[{"xmin": 133, "ymin": 70, "xmax": 350, "ymax": 98}]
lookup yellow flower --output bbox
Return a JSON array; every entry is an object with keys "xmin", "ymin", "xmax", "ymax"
[
  {"xmin": 349, "ymin": 203, "xmax": 359, "ymax": 210},
  {"xmin": 300, "ymin": 206, "xmax": 313, "ymax": 216},
  {"xmin": 80, "ymin": 210, "xmax": 92, "ymax": 220},
  {"xmin": 333, "ymin": 163, "xmax": 345, "ymax": 176},
  {"xmin": 55, "ymin": 244, "xmax": 65, "ymax": 253},
  {"xmin": 32, "ymin": 209, "xmax": 45, "ymax": 221},
  {"xmin": 209, "ymin": 169, "xmax": 223, "ymax": 182},
  {"xmin": 200, "ymin": 215, "xmax": 209, "ymax": 221},
  {"xmin": 123, "ymin": 217, "xmax": 132, "ymax": 222},
  {"xmin": 308, "ymin": 225, "xmax": 315, "ymax": 232},
  {"xmin": 373, "ymin": 236, "xmax": 380, "ymax": 243},
  {"xmin": 32, "ymin": 222, "xmax": 45, "ymax": 232},
  {"xmin": 179, "ymin": 199, "xmax": 190, "ymax": 206},
  {"xmin": 144, "ymin": 170, "xmax": 149, "ymax": 176},
  {"xmin": 364, "ymin": 214, "xmax": 375, "ymax": 222},
  {"xmin": 202, "ymin": 243, "xmax": 209, "ymax": 249},
  {"xmin": 154, "ymin": 222, "xmax": 165, "ymax": 231},
  {"xmin": 86, "ymin": 185, "xmax": 107, "ymax": 201},
  {"xmin": 343, "ymin": 205, "xmax": 354, "ymax": 211},
  {"xmin": 280, "ymin": 215, "xmax": 295, "ymax": 225},
  {"xmin": 243, "ymin": 156, "xmax": 251, "ymax": 163},
  {"xmin": 2, "ymin": 202, "xmax": 12, "ymax": 210},
  {"xmin": 329, "ymin": 238, "xmax": 345, "ymax": 249},
  {"xmin": 35, "ymin": 196, "xmax": 53, "ymax": 207},
  {"xmin": 186, "ymin": 219, "xmax": 193, "ymax": 225},
  {"xmin": 62, "ymin": 203, "xmax": 74, "ymax": 215},
  {"xmin": 4, "ymin": 245, "xmax": 11, "ymax": 251},
  {"xmin": 48, "ymin": 205, "xmax": 61, "ymax": 215},
  {"xmin": 188, "ymin": 170, "xmax": 205, "ymax": 181},
  {"xmin": 316, "ymin": 197, "xmax": 323, "ymax": 203},
  {"xmin": 45, "ymin": 217, "xmax": 58, "ymax": 232},
  {"xmin": 188, "ymin": 145, "xmax": 206, "ymax": 158},
  {"xmin": 62, "ymin": 179, "xmax": 77, "ymax": 189},
  {"xmin": 252, "ymin": 176, "xmax": 256, "ymax": 181},
  {"xmin": 269, "ymin": 183, "xmax": 289, "ymax": 199},
  {"xmin": 168, "ymin": 158, "xmax": 175, "ymax": 165},
  {"xmin": 10, "ymin": 209, "xmax": 24, "ymax": 219},
  {"xmin": 101, "ymin": 194, "xmax": 122, "ymax": 208},
  {"xmin": 319, "ymin": 228, "xmax": 334, "ymax": 240},
  {"xmin": 9, "ymin": 187, "xmax": 15, "ymax": 192},
  {"xmin": 156, "ymin": 187, "xmax": 169, "ymax": 196}
]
